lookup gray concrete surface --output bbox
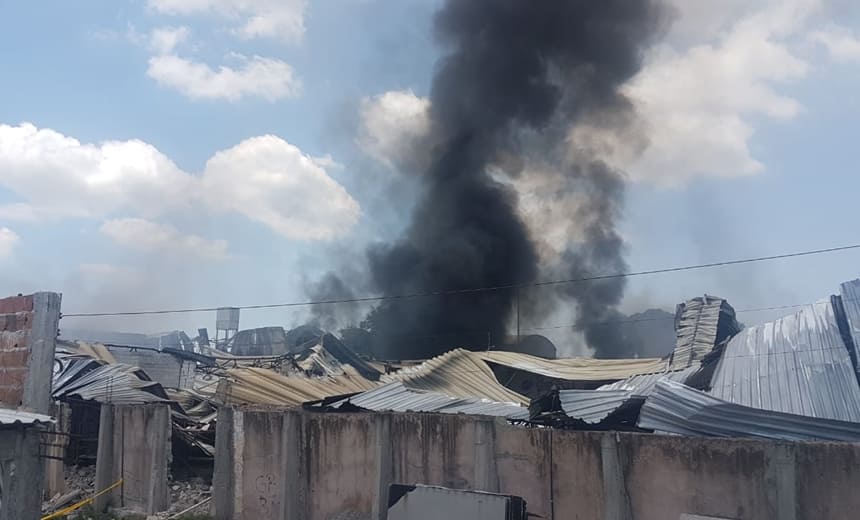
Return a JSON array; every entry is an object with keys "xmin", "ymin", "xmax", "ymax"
[
  {"xmin": 43, "ymin": 402, "xmax": 71, "ymax": 499},
  {"xmin": 213, "ymin": 407, "xmax": 860, "ymax": 520},
  {"xmin": 95, "ymin": 403, "xmax": 171, "ymax": 514},
  {"xmin": 0, "ymin": 426, "xmax": 43, "ymax": 520},
  {"xmin": 23, "ymin": 292, "xmax": 61, "ymax": 414}
]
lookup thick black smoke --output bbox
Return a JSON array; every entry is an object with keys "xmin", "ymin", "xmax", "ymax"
[{"xmin": 326, "ymin": 0, "xmax": 666, "ymax": 359}]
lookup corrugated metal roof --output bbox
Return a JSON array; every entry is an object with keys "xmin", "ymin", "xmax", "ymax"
[
  {"xmin": 383, "ymin": 349, "xmax": 528, "ymax": 405},
  {"xmin": 557, "ymin": 389, "xmax": 641, "ymax": 424},
  {"xmin": 332, "ymin": 382, "xmax": 528, "ymax": 419},
  {"xmin": 383, "ymin": 349, "xmax": 670, "ymax": 407},
  {"xmin": 669, "ymin": 295, "xmax": 741, "ymax": 370},
  {"xmin": 216, "ymin": 367, "xmax": 378, "ymax": 406},
  {"xmin": 53, "ymin": 363, "xmax": 169, "ymax": 404},
  {"xmin": 709, "ymin": 300, "xmax": 860, "ymax": 422},
  {"xmin": 597, "ymin": 365, "xmax": 701, "ymax": 396},
  {"xmin": 479, "ymin": 351, "xmax": 667, "ymax": 382},
  {"xmin": 0, "ymin": 409, "xmax": 54, "ymax": 426},
  {"xmin": 639, "ymin": 379, "xmax": 860, "ymax": 441},
  {"xmin": 838, "ymin": 279, "xmax": 860, "ymax": 376}
]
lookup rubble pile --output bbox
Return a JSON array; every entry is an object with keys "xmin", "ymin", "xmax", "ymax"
[
  {"xmin": 42, "ymin": 467, "xmax": 211, "ymax": 519},
  {"xmin": 165, "ymin": 477, "xmax": 212, "ymax": 516}
]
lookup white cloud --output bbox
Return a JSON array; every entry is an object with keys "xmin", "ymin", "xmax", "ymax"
[
  {"xmin": 355, "ymin": 2, "xmax": 844, "ymax": 191},
  {"xmin": 357, "ymin": 89, "xmax": 432, "ymax": 172},
  {"xmin": 0, "ymin": 123, "xmax": 360, "ymax": 241},
  {"xmin": 149, "ymin": 26, "xmax": 190, "ymax": 54},
  {"xmin": 0, "ymin": 123, "xmax": 192, "ymax": 221},
  {"xmin": 618, "ymin": 0, "xmax": 819, "ymax": 186},
  {"xmin": 147, "ymin": 53, "xmax": 300, "ymax": 101},
  {"xmin": 202, "ymin": 135, "xmax": 361, "ymax": 240},
  {"xmin": 0, "ymin": 228, "xmax": 19, "ymax": 259},
  {"xmin": 147, "ymin": 0, "xmax": 307, "ymax": 44},
  {"xmin": 813, "ymin": 25, "xmax": 860, "ymax": 62},
  {"xmin": 101, "ymin": 218, "xmax": 229, "ymax": 260}
]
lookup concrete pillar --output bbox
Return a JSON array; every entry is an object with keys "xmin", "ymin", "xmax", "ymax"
[
  {"xmin": 601, "ymin": 433, "xmax": 632, "ymax": 520},
  {"xmin": 283, "ymin": 411, "xmax": 307, "ymax": 520},
  {"xmin": 24, "ymin": 292, "xmax": 61, "ymax": 414},
  {"xmin": 94, "ymin": 404, "xmax": 117, "ymax": 511},
  {"xmin": 44, "ymin": 402, "xmax": 71, "ymax": 499},
  {"xmin": 95, "ymin": 403, "xmax": 171, "ymax": 514},
  {"xmin": 765, "ymin": 443, "xmax": 797, "ymax": 520},
  {"xmin": 0, "ymin": 427, "xmax": 43, "ymax": 520},
  {"xmin": 473, "ymin": 418, "xmax": 499, "ymax": 493},
  {"xmin": 372, "ymin": 414, "xmax": 392, "ymax": 520},
  {"xmin": 213, "ymin": 406, "xmax": 236, "ymax": 520}
]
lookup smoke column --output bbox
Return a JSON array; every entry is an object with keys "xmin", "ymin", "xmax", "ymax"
[{"xmin": 352, "ymin": 0, "xmax": 666, "ymax": 359}]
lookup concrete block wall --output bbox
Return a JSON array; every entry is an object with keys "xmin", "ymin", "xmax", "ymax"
[
  {"xmin": 214, "ymin": 407, "xmax": 860, "ymax": 520},
  {"xmin": 95, "ymin": 403, "xmax": 172, "ymax": 514}
]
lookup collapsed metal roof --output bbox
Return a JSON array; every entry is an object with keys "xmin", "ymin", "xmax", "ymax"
[
  {"xmin": 328, "ymin": 381, "xmax": 529, "ymax": 419},
  {"xmin": 597, "ymin": 365, "xmax": 701, "ymax": 396},
  {"xmin": 480, "ymin": 350, "xmax": 667, "ymax": 382},
  {"xmin": 216, "ymin": 367, "xmax": 378, "ymax": 406},
  {"xmin": 53, "ymin": 356, "xmax": 170, "ymax": 404},
  {"xmin": 382, "ymin": 349, "xmax": 669, "ymax": 407},
  {"xmin": 383, "ymin": 349, "xmax": 528, "ymax": 405},
  {"xmin": 668, "ymin": 295, "xmax": 741, "ymax": 370},
  {"xmin": 556, "ymin": 389, "xmax": 643, "ymax": 425},
  {"xmin": 639, "ymin": 379, "xmax": 860, "ymax": 441},
  {"xmin": 709, "ymin": 300, "xmax": 860, "ymax": 422}
]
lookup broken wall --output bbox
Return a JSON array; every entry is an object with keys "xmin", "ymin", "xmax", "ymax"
[
  {"xmin": 95, "ymin": 403, "xmax": 172, "ymax": 514},
  {"xmin": 0, "ymin": 292, "xmax": 61, "ymax": 411},
  {"xmin": 0, "ymin": 292, "xmax": 61, "ymax": 520},
  {"xmin": 214, "ymin": 408, "xmax": 860, "ymax": 520}
]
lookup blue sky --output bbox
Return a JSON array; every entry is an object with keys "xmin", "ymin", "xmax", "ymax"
[{"xmin": 2, "ymin": 0, "xmax": 860, "ymax": 353}]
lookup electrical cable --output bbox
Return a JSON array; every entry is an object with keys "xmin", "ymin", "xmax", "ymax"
[{"xmin": 61, "ymin": 242, "xmax": 860, "ymax": 318}]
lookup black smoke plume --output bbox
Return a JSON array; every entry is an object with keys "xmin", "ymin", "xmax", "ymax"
[{"xmin": 323, "ymin": 0, "xmax": 667, "ymax": 359}]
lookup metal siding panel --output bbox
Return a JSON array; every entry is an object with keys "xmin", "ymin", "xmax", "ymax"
[
  {"xmin": 597, "ymin": 365, "xmax": 700, "ymax": 396},
  {"xmin": 557, "ymin": 389, "xmax": 635, "ymax": 423},
  {"xmin": 0, "ymin": 409, "xmax": 53, "ymax": 426},
  {"xmin": 639, "ymin": 379, "xmax": 860, "ymax": 441},
  {"xmin": 709, "ymin": 300, "xmax": 860, "ymax": 422},
  {"xmin": 334, "ymin": 382, "xmax": 529, "ymax": 419}
]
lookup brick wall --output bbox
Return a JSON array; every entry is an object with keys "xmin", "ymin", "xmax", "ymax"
[
  {"xmin": 0, "ymin": 292, "xmax": 61, "ymax": 413},
  {"xmin": 0, "ymin": 295, "xmax": 35, "ymax": 408}
]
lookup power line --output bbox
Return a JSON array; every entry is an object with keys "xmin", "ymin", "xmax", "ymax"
[
  {"xmin": 61, "ymin": 242, "xmax": 860, "ymax": 318},
  {"xmin": 520, "ymin": 302, "xmax": 815, "ymax": 332}
]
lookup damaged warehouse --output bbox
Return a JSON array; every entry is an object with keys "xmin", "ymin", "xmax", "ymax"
[
  {"xmin": 0, "ymin": 276, "xmax": 856, "ymax": 518},
  {"xmin": 5, "ymin": 0, "xmax": 860, "ymax": 518}
]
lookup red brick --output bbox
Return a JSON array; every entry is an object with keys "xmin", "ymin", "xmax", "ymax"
[
  {"xmin": 0, "ymin": 331, "xmax": 28, "ymax": 351},
  {"xmin": 0, "ymin": 350, "xmax": 29, "ymax": 368},
  {"xmin": 0, "ymin": 295, "xmax": 33, "ymax": 314},
  {"xmin": 0, "ymin": 386, "xmax": 23, "ymax": 407},
  {"xmin": 0, "ymin": 367, "xmax": 27, "ymax": 388},
  {"xmin": 0, "ymin": 311, "xmax": 33, "ymax": 332}
]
